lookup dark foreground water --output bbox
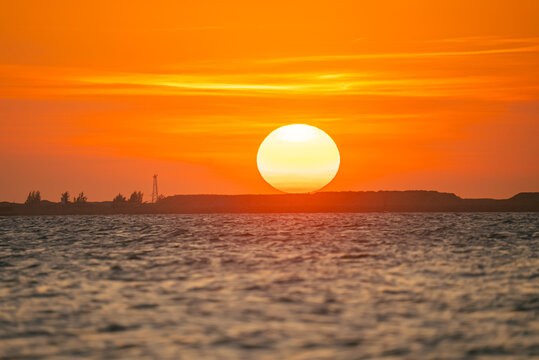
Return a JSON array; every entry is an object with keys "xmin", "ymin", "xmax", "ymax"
[{"xmin": 0, "ymin": 213, "xmax": 538, "ymax": 359}]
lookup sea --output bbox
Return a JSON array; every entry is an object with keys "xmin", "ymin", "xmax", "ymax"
[{"xmin": 0, "ymin": 213, "xmax": 537, "ymax": 359}]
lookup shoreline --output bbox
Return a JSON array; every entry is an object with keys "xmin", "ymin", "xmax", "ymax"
[{"xmin": 2, "ymin": 191, "xmax": 538, "ymax": 216}]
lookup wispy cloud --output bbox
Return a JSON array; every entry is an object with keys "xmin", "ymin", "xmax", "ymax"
[
  {"xmin": 259, "ymin": 45, "xmax": 539, "ymax": 64},
  {"xmin": 436, "ymin": 36, "xmax": 539, "ymax": 45},
  {"xmin": 67, "ymin": 71, "xmax": 535, "ymax": 101},
  {"xmin": 1, "ymin": 36, "xmax": 537, "ymax": 102}
]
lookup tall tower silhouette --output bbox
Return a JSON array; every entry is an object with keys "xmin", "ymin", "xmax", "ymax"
[{"xmin": 152, "ymin": 174, "xmax": 159, "ymax": 203}]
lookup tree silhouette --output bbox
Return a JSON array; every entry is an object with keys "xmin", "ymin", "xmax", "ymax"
[
  {"xmin": 113, "ymin": 193, "xmax": 127, "ymax": 203},
  {"xmin": 74, "ymin": 192, "xmax": 88, "ymax": 203},
  {"xmin": 25, "ymin": 191, "xmax": 41, "ymax": 205},
  {"xmin": 128, "ymin": 191, "xmax": 143, "ymax": 204},
  {"xmin": 60, "ymin": 191, "xmax": 70, "ymax": 204}
]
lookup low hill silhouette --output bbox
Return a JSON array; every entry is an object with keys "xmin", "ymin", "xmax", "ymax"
[{"xmin": 0, "ymin": 191, "xmax": 538, "ymax": 216}]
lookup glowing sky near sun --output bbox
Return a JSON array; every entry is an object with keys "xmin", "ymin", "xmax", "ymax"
[{"xmin": 0, "ymin": 0, "xmax": 538, "ymax": 201}]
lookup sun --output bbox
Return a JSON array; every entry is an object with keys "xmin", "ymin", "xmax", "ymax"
[{"xmin": 257, "ymin": 124, "xmax": 340, "ymax": 193}]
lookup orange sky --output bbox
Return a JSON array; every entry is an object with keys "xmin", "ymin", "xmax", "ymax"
[{"xmin": 1, "ymin": 0, "xmax": 538, "ymax": 202}]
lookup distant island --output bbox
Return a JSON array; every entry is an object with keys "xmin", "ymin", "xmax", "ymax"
[{"xmin": 1, "ymin": 191, "xmax": 538, "ymax": 216}]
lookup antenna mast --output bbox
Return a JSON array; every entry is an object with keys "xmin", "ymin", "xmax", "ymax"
[{"xmin": 152, "ymin": 174, "xmax": 159, "ymax": 203}]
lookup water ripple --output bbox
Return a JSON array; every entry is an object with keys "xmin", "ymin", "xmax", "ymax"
[{"xmin": 0, "ymin": 213, "xmax": 537, "ymax": 359}]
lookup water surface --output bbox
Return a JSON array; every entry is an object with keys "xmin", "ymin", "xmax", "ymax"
[{"xmin": 0, "ymin": 213, "xmax": 538, "ymax": 359}]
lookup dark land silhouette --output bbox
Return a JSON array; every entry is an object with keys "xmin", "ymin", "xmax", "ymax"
[{"xmin": 0, "ymin": 191, "xmax": 538, "ymax": 215}]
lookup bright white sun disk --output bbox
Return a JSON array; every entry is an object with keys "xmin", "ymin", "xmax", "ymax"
[{"xmin": 257, "ymin": 124, "xmax": 340, "ymax": 193}]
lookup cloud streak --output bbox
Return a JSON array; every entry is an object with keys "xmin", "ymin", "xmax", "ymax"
[
  {"xmin": 259, "ymin": 45, "xmax": 539, "ymax": 64},
  {"xmin": 2, "ymin": 38, "xmax": 537, "ymax": 102},
  {"xmin": 66, "ymin": 70, "xmax": 536, "ymax": 101}
]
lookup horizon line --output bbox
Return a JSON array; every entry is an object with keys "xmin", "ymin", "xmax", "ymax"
[{"xmin": 5, "ymin": 189, "xmax": 538, "ymax": 204}]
